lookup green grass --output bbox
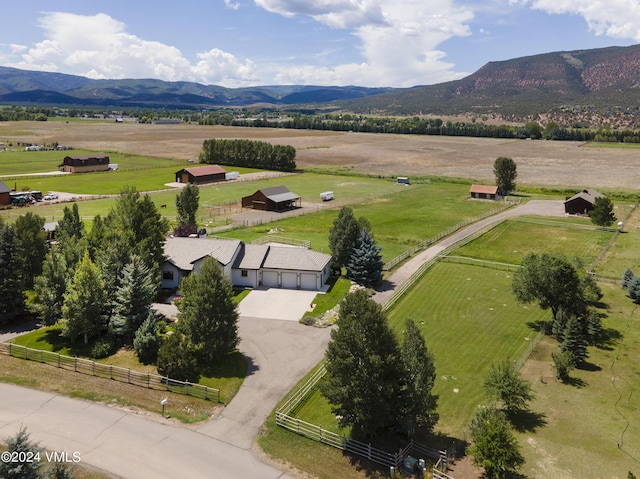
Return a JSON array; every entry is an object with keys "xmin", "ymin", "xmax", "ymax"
[
  {"xmin": 291, "ymin": 262, "xmax": 547, "ymax": 439},
  {"xmin": 310, "ymin": 277, "xmax": 352, "ymax": 316},
  {"xmin": 455, "ymin": 218, "xmax": 614, "ymax": 265},
  {"xmin": 10, "ymin": 325, "xmax": 246, "ymax": 403},
  {"xmin": 596, "ymin": 204, "xmax": 640, "ymax": 280}
]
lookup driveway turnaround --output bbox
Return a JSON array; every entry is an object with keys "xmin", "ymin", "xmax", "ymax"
[{"xmin": 237, "ymin": 288, "xmax": 319, "ymax": 321}]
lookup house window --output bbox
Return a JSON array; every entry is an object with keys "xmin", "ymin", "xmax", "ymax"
[
  {"xmin": 241, "ymin": 270, "xmax": 248, "ymax": 277},
  {"xmin": 162, "ymin": 271, "xmax": 174, "ymax": 280}
]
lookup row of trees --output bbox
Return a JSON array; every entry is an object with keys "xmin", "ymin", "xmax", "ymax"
[
  {"xmin": 199, "ymin": 138, "xmax": 297, "ymax": 172},
  {"xmin": 328, "ymin": 207, "xmax": 383, "ymax": 287},
  {"xmin": 321, "ymin": 290, "xmax": 438, "ymax": 440}
]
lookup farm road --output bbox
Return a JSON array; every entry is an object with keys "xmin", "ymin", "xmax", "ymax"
[{"xmin": 372, "ymin": 200, "xmax": 566, "ymax": 306}]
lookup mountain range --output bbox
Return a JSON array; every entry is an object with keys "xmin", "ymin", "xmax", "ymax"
[{"xmin": 0, "ymin": 43, "xmax": 639, "ymax": 117}]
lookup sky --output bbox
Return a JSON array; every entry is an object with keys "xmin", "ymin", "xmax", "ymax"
[{"xmin": 0, "ymin": 1, "xmax": 639, "ymax": 89}]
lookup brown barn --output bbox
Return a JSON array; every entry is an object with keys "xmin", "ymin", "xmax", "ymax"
[
  {"xmin": 242, "ymin": 186, "xmax": 301, "ymax": 212},
  {"xmin": 469, "ymin": 184, "xmax": 501, "ymax": 200},
  {"xmin": 0, "ymin": 180, "xmax": 10, "ymax": 205},
  {"xmin": 564, "ymin": 189, "xmax": 605, "ymax": 215},
  {"xmin": 59, "ymin": 154, "xmax": 110, "ymax": 173},
  {"xmin": 175, "ymin": 165, "xmax": 227, "ymax": 184}
]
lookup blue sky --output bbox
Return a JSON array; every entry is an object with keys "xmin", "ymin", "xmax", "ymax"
[{"xmin": 0, "ymin": 1, "xmax": 638, "ymax": 88}]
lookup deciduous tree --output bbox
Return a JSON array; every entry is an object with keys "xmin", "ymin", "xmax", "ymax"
[
  {"xmin": 321, "ymin": 289, "xmax": 405, "ymax": 440},
  {"xmin": 157, "ymin": 332, "xmax": 200, "ymax": 383},
  {"xmin": 176, "ymin": 182, "xmax": 200, "ymax": 228},
  {"xmin": 468, "ymin": 406, "xmax": 524, "ymax": 479},
  {"xmin": 512, "ymin": 252, "xmax": 585, "ymax": 319},
  {"xmin": 31, "ymin": 248, "xmax": 67, "ymax": 325},
  {"xmin": 177, "ymin": 256, "xmax": 240, "ymax": 362},
  {"xmin": 483, "ymin": 361, "xmax": 534, "ymax": 414},
  {"xmin": 590, "ymin": 196, "xmax": 617, "ymax": 227},
  {"xmin": 493, "ymin": 156, "xmax": 517, "ymax": 196},
  {"xmin": 61, "ymin": 252, "xmax": 107, "ymax": 344}
]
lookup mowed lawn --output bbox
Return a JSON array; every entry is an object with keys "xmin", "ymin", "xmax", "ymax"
[
  {"xmin": 294, "ymin": 262, "xmax": 547, "ymax": 439},
  {"xmin": 454, "ymin": 218, "xmax": 614, "ymax": 266}
]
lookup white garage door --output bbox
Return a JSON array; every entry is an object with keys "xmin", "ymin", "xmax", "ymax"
[
  {"xmin": 300, "ymin": 273, "xmax": 318, "ymax": 290},
  {"xmin": 262, "ymin": 271, "xmax": 278, "ymax": 288},
  {"xmin": 281, "ymin": 272, "xmax": 298, "ymax": 289}
]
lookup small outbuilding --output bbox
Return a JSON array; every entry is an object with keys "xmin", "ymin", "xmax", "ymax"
[
  {"xmin": 175, "ymin": 165, "xmax": 227, "ymax": 184},
  {"xmin": 241, "ymin": 186, "xmax": 301, "ymax": 212},
  {"xmin": 564, "ymin": 189, "xmax": 605, "ymax": 215},
  {"xmin": 470, "ymin": 184, "xmax": 501, "ymax": 200},
  {"xmin": 0, "ymin": 180, "xmax": 10, "ymax": 205},
  {"xmin": 59, "ymin": 154, "xmax": 110, "ymax": 173}
]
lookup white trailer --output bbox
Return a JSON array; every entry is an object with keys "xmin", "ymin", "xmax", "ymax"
[
  {"xmin": 320, "ymin": 191, "xmax": 334, "ymax": 201},
  {"xmin": 225, "ymin": 171, "xmax": 240, "ymax": 180}
]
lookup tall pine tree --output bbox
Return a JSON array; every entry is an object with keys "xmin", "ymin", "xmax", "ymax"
[
  {"xmin": 328, "ymin": 206, "xmax": 360, "ymax": 275},
  {"xmin": 31, "ymin": 247, "xmax": 68, "ymax": 325},
  {"xmin": 346, "ymin": 228, "xmax": 384, "ymax": 287},
  {"xmin": 0, "ymin": 222, "xmax": 24, "ymax": 326}
]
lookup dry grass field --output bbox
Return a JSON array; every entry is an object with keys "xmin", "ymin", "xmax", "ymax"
[{"xmin": 1, "ymin": 120, "xmax": 640, "ymax": 190}]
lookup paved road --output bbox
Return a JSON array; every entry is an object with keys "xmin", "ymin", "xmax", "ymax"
[{"xmin": 0, "ymin": 383, "xmax": 294, "ymax": 479}]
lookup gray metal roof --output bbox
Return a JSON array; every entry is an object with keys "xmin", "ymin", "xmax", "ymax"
[
  {"xmin": 262, "ymin": 246, "xmax": 331, "ymax": 272},
  {"xmin": 232, "ymin": 244, "xmax": 269, "ymax": 270},
  {"xmin": 164, "ymin": 237, "xmax": 241, "ymax": 271},
  {"xmin": 0, "ymin": 180, "xmax": 10, "ymax": 194},
  {"xmin": 267, "ymin": 192, "xmax": 300, "ymax": 203}
]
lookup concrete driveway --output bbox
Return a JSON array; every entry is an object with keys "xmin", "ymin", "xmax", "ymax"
[{"xmin": 237, "ymin": 288, "xmax": 319, "ymax": 321}]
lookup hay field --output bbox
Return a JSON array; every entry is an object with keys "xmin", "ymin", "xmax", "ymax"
[{"xmin": 1, "ymin": 120, "xmax": 640, "ymax": 190}]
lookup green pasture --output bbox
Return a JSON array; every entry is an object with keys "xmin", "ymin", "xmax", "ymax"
[
  {"xmin": 454, "ymin": 217, "xmax": 614, "ymax": 266},
  {"xmin": 215, "ymin": 182, "xmax": 501, "ymax": 262},
  {"xmin": 596, "ymin": 204, "xmax": 640, "ymax": 280},
  {"xmin": 518, "ymin": 281, "xmax": 640, "ymax": 479},
  {"xmin": 0, "ymin": 149, "xmax": 184, "ymax": 176},
  {"xmin": 293, "ymin": 262, "xmax": 546, "ymax": 439}
]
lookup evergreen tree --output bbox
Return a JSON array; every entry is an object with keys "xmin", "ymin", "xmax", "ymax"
[
  {"xmin": 561, "ymin": 315, "xmax": 588, "ymax": 363},
  {"xmin": 109, "ymin": 255, "xmax": 157, "ymax": 342},
  {"xmin": 31, "ymin": 247, "xmax": 68, "ymax": 325},
  {"xmin": 585, "ymin": 308, "xmax": 605, "ymax": 345},
  {"xmin": 468, "ymin": 406, "xmax": 524, "ymax": 479},
  {"xmin": 133, "ymin": 311, "xmax": 162, "ymax": 364},
  {"xmin": 177, "ymin": 256, "xmax": 239, "ymax": 362},
  {"xmin": 328, "ymin": 206, "xmax": 360, "ymax": 275},
  {"xmin": 46, "ymin": 461, "xmax": 76, "ymax": 479},
  {"xmin": 56, "ymin": 204, "xmax": 86, "ymax": 277},
  {"xmin": 14, "ymin": 212, "xmax": 47, "ymax": 289},
  {"xmin": 483, "ymin": 361, "xmax": 534, "ymax": 414},
  {"xmin": 590, "ymin": 196, "xmax": 617, "ymax": 227},
  {"xmin": 400, "ymin": 318, "xmax": 438, "ymax": 436},
  {"xmin": 627, "ymin": 275, "xmax": 640, "ymax": 302},
  {"xmin": 346, "ymin": 228, "xmax": 384, "ymax": 287},
  {"xmin": 176, "ymin": 182, "xmax": 200, "ymax": 227},
  {"xmin": 493, "ymin": 156, "xmax": 517, "ymax": 195},
  {"xmin": 85, "ymin": 214, "xmax": 107, "ymax": 261},
  {"xmin": 321, "ymin": 290, "xmax": 405, "ymax": 440},
  {"xmin": 0, "ymin": 426, "xmax": 43, "ymax": 479},
  {"xmin": 622, "ymin": 267, "xmax": 635, "ymax": 289},
  {"xmin": 157, "ymin": 332, "xmax": 200, "ymax": 383},
  {"xmin": 0, "ymin": 222, "xmax": 24, "ymax": 326},
  {"xmin": 96, "ymin": 239, "xmax": 131, "ymax": 317},
  {"xmin": 61, "ymin": 252, "xmax": 107, "ymax": 344},
  {"xmin": 105, "ymin": 187, "xmax": 169, "ymax": 272}
]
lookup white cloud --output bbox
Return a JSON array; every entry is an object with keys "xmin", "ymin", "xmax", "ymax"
[
  {"xmin": 514, "ymin": 0, "xmax": 640, "ymax": 41},
  {"xmin": 225, "ymin": 0, "xmax": 242, "ymax": 10},
  {"xmin": 6, "ymin": 12, "xmax": 257, "ymax": 87},
  {"xmin": 255, "ymin": 0, "xmax": 474, "ymax": 87}
]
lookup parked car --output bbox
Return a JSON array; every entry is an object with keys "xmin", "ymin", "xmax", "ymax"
[{"xmin": 43, "ymin": 193, "xmax": 58, "ymax": 200}]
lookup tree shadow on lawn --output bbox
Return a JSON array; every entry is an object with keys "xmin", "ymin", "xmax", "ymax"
[
  {"xmin": 576, "ymin": 360, "xmax": 602, "ymax": 372},
  {"xmin": 507, "ymin": 408, "xmax": 547, "ymax": 433},
  {"xmin": 595, "ymin": 327, "xmax": 623, "ymax": 351}
]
